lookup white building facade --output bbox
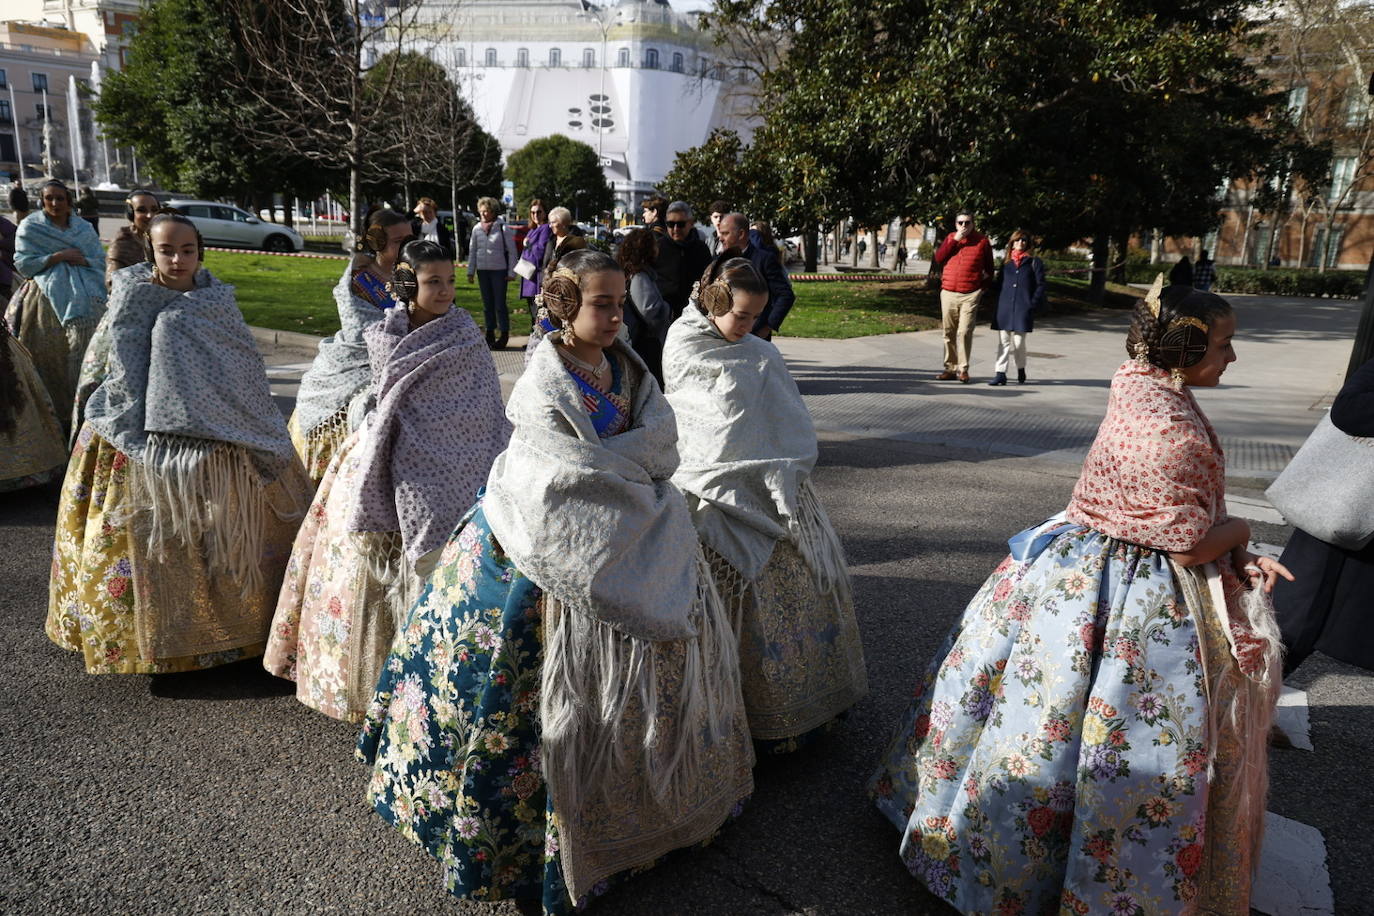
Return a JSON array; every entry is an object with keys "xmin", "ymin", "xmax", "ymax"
[{"xmin": 410, "ymin": 0, "xmax": 752, "ymax": 216}]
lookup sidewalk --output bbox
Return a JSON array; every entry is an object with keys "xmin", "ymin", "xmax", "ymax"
[{"xmin": 254, "ymin": 292, "xmax": 1359, "ymax": 485}]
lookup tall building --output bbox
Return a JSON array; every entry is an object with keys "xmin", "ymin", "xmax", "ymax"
[
  {"xmin": 7, "ymin": 0, "xmax": 139, "ymax": 72},
  {"xmin": 410, "ymin": 0, "xmax": 753, "ymax": 216},
  {"xmin": 0, "ymin": 20, "xmax": 97, "ymax": 184}
]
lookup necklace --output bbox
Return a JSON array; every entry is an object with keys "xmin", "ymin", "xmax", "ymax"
[{"xmin": 559, "ymin": 346, "xmax": 610, "ymax": 379}]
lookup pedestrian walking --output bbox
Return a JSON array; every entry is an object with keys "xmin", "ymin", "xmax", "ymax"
[
  {"xmin": 543, "ymin": 205, "xmax": 587, "ymax": 273},
  {"xmin": 47, "ymin": 212, "xmax": 311, "ymax": 675},
  {"xmin": 1268, "ymin": 355, "xmax": 1374, "ymax": 678},
  {"xmin": 665, "ymin": 253, "xmax": 868, "ymax": 754},
  {"xmin": 1193, "ymin": 248, "xmax": 1216, "ymax": 292},
  {"xmin": 871, "ymin": 280, "xmax": 1287, "ymax": 915},
  {"xmin": 8, "ymin": 177, "xmax": 29, "ymax": 223},
  {"xmin": 516, "ymin": 197, "xmax": 551, "ymax": 322},
  {"xmin": 105, "ymin": 189, "xmax": 159, "ymax": 286},
  {"xmin": 932, "ymin": 210, "xmax": 994, "ymax": 383},
  {"xmin": 1169, "ymin": 254, "xmax": 1193, "ymax": 286},
  {"xmin": 6, "ymin": 179, "xmax": 107, "ymax": 434},
  {"xmin": 289, "ymin": 208, "xmax": 412, "ymax": 483},
  {"xmin": 642, "ymin": 195, "xmax": 668, "ymax": 234},
  {"xmin": 410, "ymin": 196, "xmax": 454, "ymax": 260},
  {"xmin": 265, "ymin": 239, "xmax": 510, "ymax": 722},
  {"xmin": 76, "ymin": 186, "xmax": 101, "ymax": 235},
  {"xmin": 715, "ymin": 212, "xmax": 794, "ymax": 339},
  {"xmin": 466, "ymin": 195, "xmax": 516, "ymax": 349},
  {"xmin": 895, "ymin": 245, "xmax": 908, "ymax": 273},
  {"xmin": 357, "ymin": 248, "xmax": 752, "ymax": 915},
  {"xmin": 988, "ymin": 229, "xmax": 1046, "ymax": 386},
  {"xmin": 616, "ymin": 226, "xmax": 671, "ymax": 386}
]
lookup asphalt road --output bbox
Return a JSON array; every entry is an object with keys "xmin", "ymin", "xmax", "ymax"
[{"xmin": 1, "ymin": 431, "xmax": 1365, "ymax": 915}]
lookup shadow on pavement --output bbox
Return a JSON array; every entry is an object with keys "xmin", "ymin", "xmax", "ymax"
[{"xmin": 149, "ymin": 657, "xmax": 295, "ymax": 701}]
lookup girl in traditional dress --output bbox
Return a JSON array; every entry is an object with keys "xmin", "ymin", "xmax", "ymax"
[
  {"xmin": 289, "ymin": 208, "xmax": 413, "ymax": 483},
  {"xmin": 0, "ymin": 320, "xmax": 67, "ymax": 491},
  {"xmin": 870, "ymin": 280, "xmax": 1289, "ymax": 915},
  {"xmin": 6, "ymin": 180, "xmax": 107, "ymax": 436},
  {"xmin": 47, "ymin": 213, "xmax": 311, "ymax": 675},
  {"xmin": 265, "ymin": 240, "xmax": 510, "ymax": 722},
  {"xmin": 357, "ymin": 249, "xmax": 754, "ymax": 915},
  {"xmin": 664, "ymin": 255, "xmax": 867, "ymax": 754}
]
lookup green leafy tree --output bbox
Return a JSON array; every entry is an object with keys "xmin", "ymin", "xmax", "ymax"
[{"xmin": 505, "ymin": 135, "xmax": 613, "ymax": 220}]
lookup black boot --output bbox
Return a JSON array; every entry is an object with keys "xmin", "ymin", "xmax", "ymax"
[
  {"xmin": 485, "ymin": 328, "xmax": 497, "ymax": 350},
  {"xmin": 496, "ymin": 331, "xmax": 509, "ymax": 350},
  {"xmin": 1017, "ymin": 368, "xmax": 1027, "ymax": 384},
  {"xmin": 988, "ymin": 372, "xmax": 1007, "ymax": 386}
]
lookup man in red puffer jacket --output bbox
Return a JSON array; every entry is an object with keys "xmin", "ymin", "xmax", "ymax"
[{"xmin": 933, "ymin": 210, "xmax": 995, "ymax": 383}]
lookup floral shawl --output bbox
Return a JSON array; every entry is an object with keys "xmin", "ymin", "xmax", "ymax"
[
  {"xmin": 345, "ymin": 305, "xmax": 510, "ymax": 562},
  {"xmin": 1067, "ymin": 360, "xmax": 1226, "ymax": 551},
  {"xmin": 14, "ymin": 210, "xmax": 107, "ymax": 324},
  {"xmin": 293, "ymin": 260, "xmax": 394, "ymax": 437}
]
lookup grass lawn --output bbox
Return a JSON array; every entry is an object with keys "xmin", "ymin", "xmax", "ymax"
[{"xmin": 204, "ymin": 249, "xmax": 1137, "ymax": 340}]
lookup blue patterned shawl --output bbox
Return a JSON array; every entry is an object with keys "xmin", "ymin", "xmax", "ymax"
[{"xmin": 13, "ymin": 210, "xmax": 107, "ymax": 324}]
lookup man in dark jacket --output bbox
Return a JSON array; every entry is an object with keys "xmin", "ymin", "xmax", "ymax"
[
  {"xmin": 653, "ymin": 201, "xmax": 712, "ymax": 319},
  {"xmin": 9, "ymin": 179, "xmax": 29, "ymax": 223},
  {"xmin": 717, "ymin": 212, "xmax": 795, "ymax": 339}
]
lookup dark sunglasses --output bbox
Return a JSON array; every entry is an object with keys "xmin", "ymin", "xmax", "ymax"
[{"xmin": 666, "ymin": 220, "xmax": 688, "ymax": 228}]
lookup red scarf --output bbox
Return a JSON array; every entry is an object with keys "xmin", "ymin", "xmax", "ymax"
[{"xmin": 1009, "ymin": 247, "xmax": 1028, "ymax": 268}]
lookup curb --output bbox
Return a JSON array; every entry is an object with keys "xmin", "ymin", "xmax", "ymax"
[
  {"xmin": 249, "ymin": 325, "xmax": 325, "ymax": 352},
  {"xmin": 207, "ymin": 246, "xmax": 348, "ymax": 261}
]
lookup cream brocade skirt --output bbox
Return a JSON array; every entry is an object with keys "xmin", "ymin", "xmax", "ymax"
[
  {"xmin": 47, "ymin": 426, "xmax": 301, "ymax": 675},
  {"xmin": 5, "ymin": 280, "xmax": 100, "ymax": 438},
  {"xmin": 0, "ymin": 331, "xmax": 67, "ymax": 491},
  {"xmin": 707, "ymin": 539, "xmax": 868, "ymax": 746}
]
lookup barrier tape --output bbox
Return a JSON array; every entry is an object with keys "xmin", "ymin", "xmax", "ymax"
[{"xmin": 205, "ymin": 246, "xmax": 348, "ymax": 260}]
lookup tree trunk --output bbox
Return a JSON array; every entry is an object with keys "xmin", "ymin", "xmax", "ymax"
[
  {"xmin": 850, "ymin": 225, "xmax": 859, "ymax": 267},
  {"xmin": 1150, "ymin": 228, "xmax": 1162, "ymax": 264},
  {"xmin": 283, "ymin": 196, "xmax": 294, "ymax": 230},
  {"xmin": 1089, "ymin": 235, "xmax": 1109, "ymax": 304},
  {"xmin": 803, "ymin": 226, "xmax": 818, "ymax": 272},
  {"xmin": 1111, "ymin": 231, "xmax": 1130, "ymax": 284},
  {"xmin": 868, "ymin": 227, "xmax": 881, "ymax": 269}
]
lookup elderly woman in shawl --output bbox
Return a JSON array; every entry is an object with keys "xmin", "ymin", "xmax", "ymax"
[
  {"xmin": 6, "ymin": 179, "xmax": 107, "ymax": 435},
  {"xmin": 47, "ymin": 213, "xmax": 311, "ymax": 675},
  {"xmin": 289, "ymin": 208, "xmax": 414, "ymax": 482},
  {"xmin": 870, "ymin": 280, "xmax": 1289, "ymax": 915},
  {"xmin": 265, "ymin": 241, "xmax": 510, "ymax": 722},
  {"xmin": 665, "ymin": 255, "xmax": 867, "ymax": 754},
  {"xmin": 357, "ymin": 249, "xmax": 753, "ymax": 915}
]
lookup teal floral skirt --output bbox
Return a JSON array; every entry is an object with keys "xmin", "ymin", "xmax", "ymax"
[
  {"xmin": 357, "ymin": 502, "xmax": 570, "ymax": 913},
  {"xmin": 870, "ymin": 519, "xmax": 1243, "ymax": 914}
]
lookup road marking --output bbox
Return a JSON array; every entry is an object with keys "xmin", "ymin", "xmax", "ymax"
[
  {"xmin": 1253, "ymin": 812, "xmax": 1335, "ymax": 916},
  {"xmin": 1229, "ymin": 493, "xmax": 1286, "ymax": 525},
  {"xmin": 1275, "ymin": 686, "xmax": 1314, "ymax": 752}
]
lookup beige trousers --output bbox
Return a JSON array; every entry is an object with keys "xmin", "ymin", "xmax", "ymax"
[
  {"xmin": 994, "ymin": 330, "xmax": 1027, "ymax": 373},
  {"xmin": 940, "ymin": 289, "xmax": 981, "ymax": 372}
]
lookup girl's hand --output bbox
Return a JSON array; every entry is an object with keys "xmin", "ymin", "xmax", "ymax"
[{"xmin": 1237, "ymin": 551, "xmax": 1295, "ymax": 594}]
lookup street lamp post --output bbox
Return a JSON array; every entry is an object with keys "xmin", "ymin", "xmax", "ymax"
[{"xmin": 579, "ymin": 6, "xmax": 618, "ymax": 189}]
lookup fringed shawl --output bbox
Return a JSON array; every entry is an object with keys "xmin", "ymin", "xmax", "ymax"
[
  {"xmin": 664, "ymin": 306, "xmax": 847, "ymax": 598},
  {"xmin": 293, "ymin": 261, "xmax": 393, "ymax": 436},
  {"xmin": 84, "ymin": 270, "xmax": 304, "ymax": 591},
  {"xmin": 1067, "ymin": 360, "xmax": 1226, "ymax": 552},
  {"xmin": 485, "ymin": 334, "xmax": 741, "ymax": 826},
  {"xmin": 14, "ymin": 210, "xmax": 107, "ymax": 324},
  {"xmin": 346, "ymin": 306, "xmax": 511, "ymax": 562}
]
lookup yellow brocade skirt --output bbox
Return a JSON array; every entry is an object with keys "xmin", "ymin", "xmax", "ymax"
[
  {"xmin": 47, "ymin": 426, "xmax": 301, "ymax": 674},
  {"xmin": 4, "ymin": 280, "xmax": 100, "ymax": 438},
  {"xmin": 287, "ymin": 405, "xmax": 350, "ymax": 486},
  {"xmin": 0, "ymin": 332, "xmax": 67, "ymax": 491}
]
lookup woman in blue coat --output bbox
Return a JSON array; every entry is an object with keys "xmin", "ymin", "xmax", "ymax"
[{"xmin": 988, "ymin": 229, "xmax": 1045, "ymax": 385}]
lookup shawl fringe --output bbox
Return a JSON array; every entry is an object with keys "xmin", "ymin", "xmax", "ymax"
[
  {"xmin": 539, "ymin": 549, "xmax": 741, "ymax": 821},
  {"xmin": 302, "ymin": 405, "xmax": 351, "ymax": 475},
  {"xmin": 120, "ymin": 433, "xmax": 308, "ymax": 597},
  {"xmin": 794, "ymin": 479, "xmax": 854, "ymax": 610}
]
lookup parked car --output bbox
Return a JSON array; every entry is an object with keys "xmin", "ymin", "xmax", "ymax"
[
  {"xmin": 613, "ymin": 224, "xmax": 645, "ymax": 241},
  {"xmin": 166, "ymin": 199, "xmax": 304, "ymax": 252}
]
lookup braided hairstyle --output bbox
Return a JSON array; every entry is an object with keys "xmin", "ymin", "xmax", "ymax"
[
  {"xmin": 389, "ymin": 239, "xmax": 450, "ymax": 304},
  {"xmin": 354, "ymin": 208, "xmax": 412, "ymax": 257},
  {"xmin": 693, "ymin": 252, "xmax": 766, "ymax": 318},
  {"xmin": 1125, "ymin": 283, "xmax": 1232, "ymax": 371},
  {"xmin": 539, "ymin": 248, "xmax": 621, "ymax": 328}
]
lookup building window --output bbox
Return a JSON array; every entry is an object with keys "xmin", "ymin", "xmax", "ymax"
[
  {"xmin": 0, "ymin": 99, "xmax": 10, "ymax": 126},
  {"xmin": 671, "ymin": 52, "xmax": 683, "ymax": 73},
  {"xmin": 549, "ymin": 48, "xmax": 561, "ymax": 67},
  {"xmin": 617, "ymin": 47, "xmax": 629, "ymax": 68},
  {"xmin": 0, "ymin": 132, "xmax": 15, "ymax": 162},
  {"xmin": 1310, "ymin": 226, "xmax": 1344, "ymax": 268},
  {"xmin": 1345, "ymin": 87, "xmax": 1368, "ymax": 127},
  {"xmin": 516, "ymin": 48, "xmax": 529, "ymax": 68},
  {"xmin": 1287, "ymin": 85, "xmax": 1307, "ymax": 117},
  {"xmin": 485, "ymin": 48, "xmax": 497, "ymax": 67},
  {"xmin": 1330, "ymin": 155, "xmax": 1357, "ymax": 203},
  {"xmin": 0, "ymin": 69, "xmax": 7, "ymax": 89},
  {"xmin": 644, "ymin": 48, "xmax": 659, "ymax": 69},
  {"xmin": 35, "ymin": 103, "xmax": 54, "ymax": 121},
  {"xmin": 455, "ymin": 48, "xmax": 466, "ymax": 67},
  {"xmin": 32, "ymin": 72, "xmax": 49, "ymax": 92},
  {"xmin": 582, "ymin": 48, "xmax": 595, "ymax": 68},
  {"xmin": 700, "ymin": 57, "xmax": 713, "ymax": 78}
]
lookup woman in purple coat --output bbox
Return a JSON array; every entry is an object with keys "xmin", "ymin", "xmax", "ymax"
[
  {"xmin": 518, "ymin": 198, "xmax": 551, "ymax": 323},
  {"xmin": 988, "ymin": 229, "xmax": 1046, "ymax": 386}
]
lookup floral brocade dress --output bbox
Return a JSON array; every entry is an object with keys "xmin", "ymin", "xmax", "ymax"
[
  {"xmin": 358, "ymin": 352, "xmax": 750, "ymax": 915},
  {"xmin": 870, "ymin": 362, "xmax": 1279, "ymax": 915}
]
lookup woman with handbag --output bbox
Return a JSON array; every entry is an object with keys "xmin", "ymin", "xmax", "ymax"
[
  {"xmin": 1269, "ymin": 355, "xmax": 1374, "ymax": 676},
  {"xmin": 466, "ymin": 196, "xmax": 516, "ymax": 350},
  {"xmin": 516, "ymin": 198, "xmax": 550, "ymax": 323}
]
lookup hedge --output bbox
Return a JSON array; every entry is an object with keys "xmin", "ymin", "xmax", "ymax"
[{"xmin": 1123, "ymin": 264, "xmax": 1364, "ymax": 298}]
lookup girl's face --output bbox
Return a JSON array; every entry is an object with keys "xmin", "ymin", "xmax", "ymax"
[
  {"xmin": 376, "ymin": 222, "xmax": 414, "ymax": 272},
  {"xmin": 411, "ymin": 261, "xmax": 455, "ymax": 319},
  {"xmin": 130, "ymin": 194, "xmax": 158, "ymax": 232},
  {"xmin": 710, "ymin": 288, "xmax": 767, "ymax": 342},
  {"xmin": 42, "ymin": 186, "xmax": 70, "ymax": 221},
  {"xmin": 150, "ymin": 221, "xmax": 201, "ymax": 290},
  {"xmin": 566, "ymin": 269, "xmax": 624, "ymax": 349},
  {"xmin": 1180, "ymin": 313, "xmax": 1237, "ymax": 388},
  {"xmin": 1011, "ymin": 238, "xmax": 1028, "ymax": 251}
]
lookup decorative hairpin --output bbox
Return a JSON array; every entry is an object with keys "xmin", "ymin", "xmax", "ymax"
[{"xmin": 1144, "ymin": 274, "xmax": 1164, "ymax": 318}]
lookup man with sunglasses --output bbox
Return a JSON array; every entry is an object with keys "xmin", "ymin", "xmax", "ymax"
[
  {"xmin": 653, "ymin": 200, "xmax": 712, "ymax": 318},
  {"xmin": 933, "ymin": 210, "xmax": 995, "ymax": 383}
]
